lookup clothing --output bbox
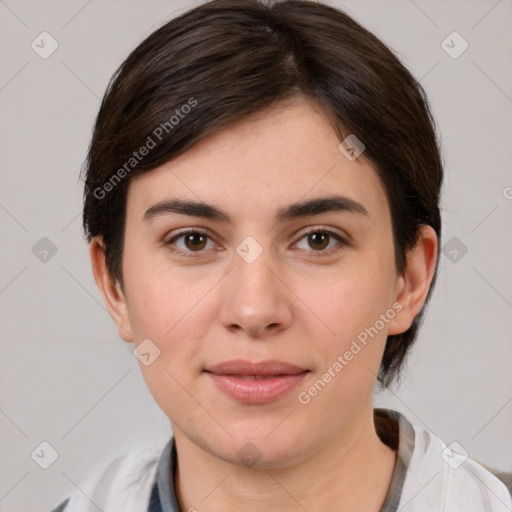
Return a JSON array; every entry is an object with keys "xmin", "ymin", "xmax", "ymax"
[{"xmin": 49, "ymin": 408, "xmax": 512, "ymax": 512}]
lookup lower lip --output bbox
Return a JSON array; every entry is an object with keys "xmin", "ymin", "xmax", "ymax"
[{"xmin": 206, "ymin": 372, "xmax": 308, "ymax": 404}]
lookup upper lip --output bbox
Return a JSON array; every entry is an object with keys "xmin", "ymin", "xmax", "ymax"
[{"xmin": 204, "ymin": 359, "xmax": 309, "ymax": 376}]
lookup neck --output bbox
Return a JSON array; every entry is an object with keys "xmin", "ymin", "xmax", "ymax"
[{"xmin": 172, "ymin": 405, "xmax": 397, "ymax": 512}]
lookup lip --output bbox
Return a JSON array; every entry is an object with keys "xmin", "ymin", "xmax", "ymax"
[
  {"xmin": 204, "ymin": 359, "xmax": 309, "ymax": 405},
  {"xmin": 205, "ymin": 359, "xmax": 308, "ymax": 376}
]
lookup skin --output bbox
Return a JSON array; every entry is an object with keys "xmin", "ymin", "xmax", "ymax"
[{"xmin": 90, "ymin": 96, "xmax": 437, "ymax": 512}]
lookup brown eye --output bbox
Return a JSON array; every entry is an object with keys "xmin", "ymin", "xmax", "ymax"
[
  {"xmin": 294, "ymin": 229, "xmax": 346, "ymax": 255},
  {"xmin": 183, "ymin": 232, "xmax": 207, "ymax": 251},
  {"xmin": 166, "ymin": 229, "xmax": 215, "ymax": 257},
  {"xmin": 307, "ymin": 232, "xmax": 330, "ymax": 250}
]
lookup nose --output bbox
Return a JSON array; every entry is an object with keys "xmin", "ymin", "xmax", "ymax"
[{"xmin": 218, "ymin": 247, "xmax": 293, "ymax": 337}]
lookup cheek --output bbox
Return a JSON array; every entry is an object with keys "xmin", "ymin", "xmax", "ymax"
[
  {"xmin": 298, "ymin": 262, "xmax": 393, "ymax": 341},
  {"xmin": 124, "ymin": 260, "xmax": 213, "ymax": 339},
  {"xmin": 125, "ymin": 268, "xmax": 218, "ymax": 387},
  {"xmin": 293, "ymin": 271, "xmax": 392, "ymax": 420},
  {"xmin": 138, "ymin": 354, "xmax": 212, "ymax": 435},
  {"xmin": 126, "ymin": 272, "xmax": 214, "ymax": 424},
  {"xmin": 292, "ymin": 261, "xmax": 395, "ymax": 400}
]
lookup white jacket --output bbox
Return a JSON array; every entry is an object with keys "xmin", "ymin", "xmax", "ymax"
[{"xmin": 50, "ymin": 409, "xmax": 512, "ymax": 512}]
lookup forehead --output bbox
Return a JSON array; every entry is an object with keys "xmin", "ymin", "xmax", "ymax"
[{"xmin": 126, "ymin": 98, "xmax": 390, "ymax": 225}]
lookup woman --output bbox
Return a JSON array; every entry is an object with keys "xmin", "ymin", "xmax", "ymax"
[{"xmin": 50, "ymin": 0, "xmax": 512, "ymax": 510}]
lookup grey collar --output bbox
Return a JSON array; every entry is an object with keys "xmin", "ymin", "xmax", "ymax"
[{"xmin": 152, "ymin": 408, "xmax": 415, "ymax": 512}]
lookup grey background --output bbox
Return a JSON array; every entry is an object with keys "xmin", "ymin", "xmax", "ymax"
[{"xmin": 0, "ymin": 0, "xmax": 511, "ymax": 510}]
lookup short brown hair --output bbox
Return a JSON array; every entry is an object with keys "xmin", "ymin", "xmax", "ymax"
[{"xmin": 82, "ymin": 0, "xmax": 443, "ymax": 388}]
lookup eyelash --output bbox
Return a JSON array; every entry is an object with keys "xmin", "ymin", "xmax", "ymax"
[{"xmin": 164, "ymin": 227, "xmax": 347, "ymax": 259}]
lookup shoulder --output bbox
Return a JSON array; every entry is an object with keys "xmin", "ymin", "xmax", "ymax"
[
  {"xmin": 48, "ymin": 498, "xmax": 69, "ymax": 512},
  {"xmin": 47, "ymin": 445, "xmax": 162, "ymax": 512},
  {"xmin": 399, "ymin": 421, "xmax": 512, "ymax": 511}
]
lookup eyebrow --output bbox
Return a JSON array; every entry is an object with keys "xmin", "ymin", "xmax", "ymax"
[{"xmin": 142, "ymin": 195, "xmax": 369, "ymax": 224}]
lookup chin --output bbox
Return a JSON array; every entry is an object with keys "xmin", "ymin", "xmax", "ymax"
[{"xmin": 205, "ymin": 426, "xmax": 311, "ymax": 470}]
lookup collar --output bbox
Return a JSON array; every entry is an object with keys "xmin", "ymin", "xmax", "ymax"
[{"xmin": 149, "ymin": 408, "xmax": 415, "ymax": 512}]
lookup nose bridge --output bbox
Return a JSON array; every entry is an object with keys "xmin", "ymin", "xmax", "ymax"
[
  {"xmin": 232, "ymin": 240, "xmax": 279, "ymax": 305},
  {"xmin": 219, "ymin": 238, "xmax": 291, "ymax": 335}
]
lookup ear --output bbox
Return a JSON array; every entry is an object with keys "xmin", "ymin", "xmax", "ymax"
[
  {"xmin": 89, "ymin": 237, "xmax": 134, "ymax": 343},
  {"xmin": 387, "ymin": 225, "xmax": 438, "ymax": 336}
]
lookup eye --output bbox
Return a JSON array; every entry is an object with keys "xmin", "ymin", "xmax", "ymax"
[
  {"xmin": 294, "ymin": 228, "xmax": 346, "ymax": 255},
  {"xmin": 165, "ymin": 229, "xmax": 216, "ymax": 257},
  {"xmin": 164, "ymin": 227, "xmax": 347, "ymax": 258}
]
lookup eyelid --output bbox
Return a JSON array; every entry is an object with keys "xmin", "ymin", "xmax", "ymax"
[
  {"xmin": 166, "ymin": 226, "xmax": 216, "ymax": 241},
  {"xmin": 297, "ymin": 225, "xmax": 347, "ymax": 240}
]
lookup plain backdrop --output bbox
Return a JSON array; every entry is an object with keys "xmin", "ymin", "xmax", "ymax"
[{"xmin": 0, "ymin": 0, "xmax": 511, "ymax": 510}]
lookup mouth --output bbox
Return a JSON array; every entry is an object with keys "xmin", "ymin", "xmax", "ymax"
[{"xmin": 204, "ymin": 359, "xmax": 310, "ymax": 404}]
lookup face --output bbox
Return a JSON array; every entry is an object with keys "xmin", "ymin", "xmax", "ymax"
[{"xmin": 92, "ymin": 97, "xmax": 435, "ymax": 468}]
